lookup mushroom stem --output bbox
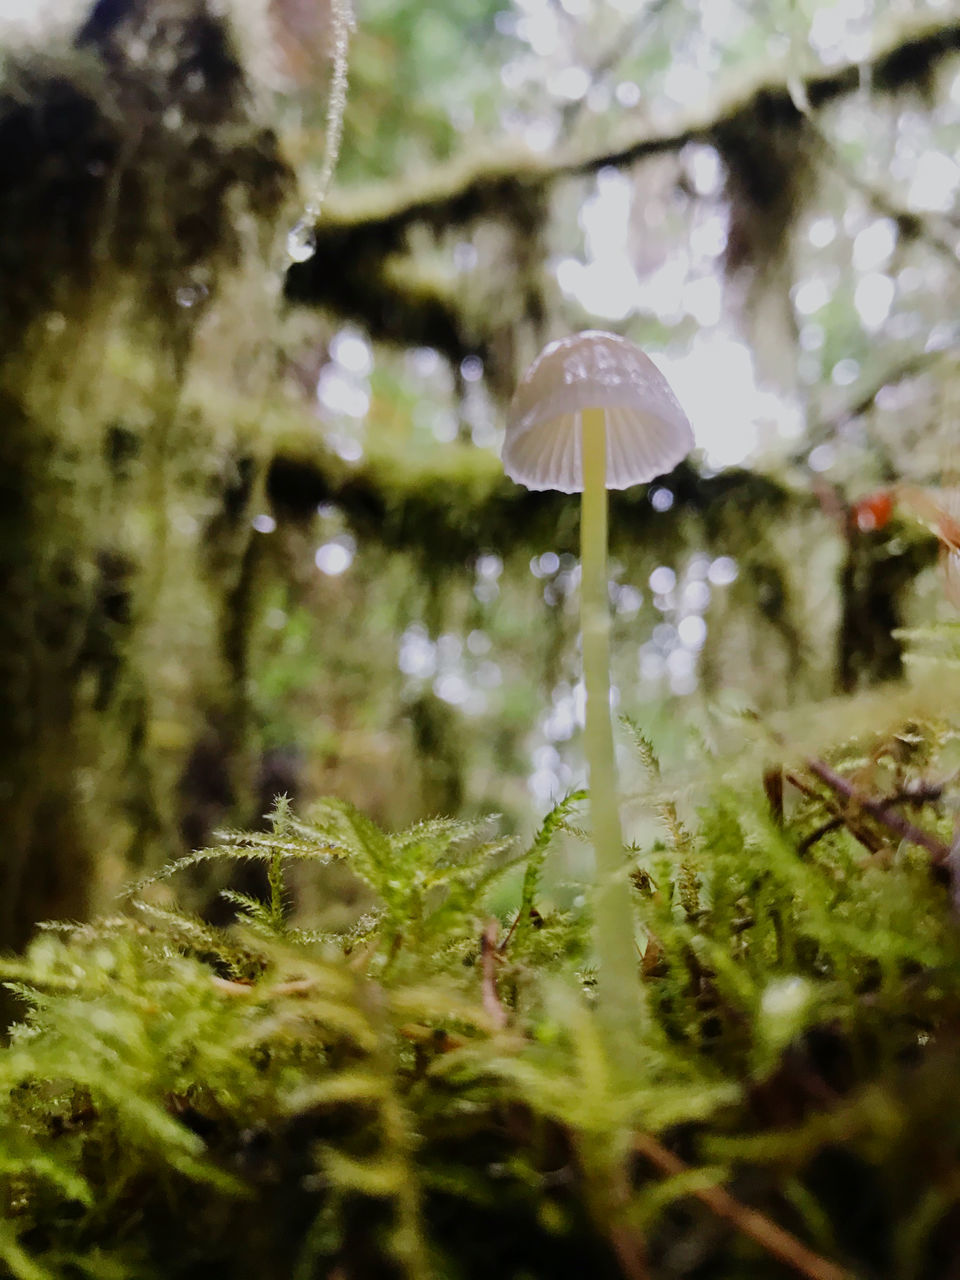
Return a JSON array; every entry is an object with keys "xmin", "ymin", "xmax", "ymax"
[{"xmin": 580, "ymin": 407, "xmax": 640, "ymax": 1037}]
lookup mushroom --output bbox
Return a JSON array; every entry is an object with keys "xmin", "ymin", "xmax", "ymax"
[{"xmin": 504, "ymin": 330, "xmax": 694, "ymax": 1033}]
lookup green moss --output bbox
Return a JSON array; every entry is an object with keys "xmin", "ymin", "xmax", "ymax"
[
  {"xmin": 5, "ymin": 656, "xmax": 960, "ymax": 1277},
  {"xmin": 0, "ymin": 3, "xmax": 297, "ymax": 946}
]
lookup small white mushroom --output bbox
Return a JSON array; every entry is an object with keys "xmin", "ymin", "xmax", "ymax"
[
  {"xmin": 503, "ymin": 330, "xmax": 694, "ymax": 494},
  {"xmin": 503, "ymin": 330, "xmax": 693, "ymax": 1039}
]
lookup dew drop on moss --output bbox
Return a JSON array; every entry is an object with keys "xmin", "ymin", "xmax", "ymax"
[{"xmin": 287, "ymin": 217, "xmax": 317, "ymax": 263}]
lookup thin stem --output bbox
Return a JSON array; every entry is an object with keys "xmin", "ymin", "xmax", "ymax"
[
  {"xmin": 804, "ymin": 758, "xmax": 951, "ymax": 863},
  {"xmin": 632, "ymin": 1133, "xmax": 851, "ymax": 1280},
  {"xmin": 267, "ymin": 850, "xmax": 286, "ymax": 934},
  {"xmin": 580, "ymin": 407, "xmax": 641, "ymax": 1044}
]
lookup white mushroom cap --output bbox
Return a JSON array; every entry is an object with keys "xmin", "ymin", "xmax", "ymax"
[{"xmin": 502, "ymin": 330, "xmax": 694, "ymax": 494}]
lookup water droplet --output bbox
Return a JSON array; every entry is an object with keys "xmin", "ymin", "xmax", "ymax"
[
  {"xmin": 287, "ymin": 218, "xmax": 316, "ymax": 264},
  {"xmin": 175, "ymin": 283, "xmax": 207, "ymax": 309},
  {"xmin": 126, "ymin": 37, "xmax": 148, "ymax": 65}
]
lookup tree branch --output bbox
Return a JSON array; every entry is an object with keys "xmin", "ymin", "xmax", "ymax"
[
  {"xmin": 285, "ymin": 15, "xmax": 960, "ymax": 357},
  {"xmin": 795, "ymin": 340, "xmax": 960, "ymax": 463},
  {"xmin": 266, "ymin": 449, "xmax": 805, "ymax": 568}
]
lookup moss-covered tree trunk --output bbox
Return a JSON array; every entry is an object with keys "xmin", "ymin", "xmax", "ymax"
[{"xmin": 0, "ymin": 0, "xmax": 292, "ymax": 952}]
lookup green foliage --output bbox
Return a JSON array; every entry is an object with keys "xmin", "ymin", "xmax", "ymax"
[
  {"xmin": 335, "ymin": 0, "xmax": 508, "ymax": 182},
  {"xmin": 6, "ymin": 681, "xmax": 960, "ymax": 1276},
  {"xmin": 140, "ymin": 793, "xmax": 541, "ymax": 977},
  {"xmin": 513, "ymin": 790, "xmax": 587, "ymax": 954}
]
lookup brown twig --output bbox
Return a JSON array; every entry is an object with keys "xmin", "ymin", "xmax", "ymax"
[
  {"xmin": 569, "ymin": 1134, "xmax": 651, "ymax": 1280},
  {"xmin": 607, "ymin": 1223, "xmax": 651, "ymax": 1280},
  {"xmin": 786, "ymin": 771, "xmax": 884, "ymax": 856},
  {"xmin": 632, "ymin": 1132, "xmax": 851, "ymax": 1280},
  {"xmin": 497, "ymin": 908, "xmax": 522, "ymax": 955},
  {"xmin": 480, "ymin": 919, "xmax": 508, "ymax": 1030},
  {"xmin": 764, "ymin": 766, "xmax": 785, "ymax": 825},
  {"xmin": 210, "ymin": 975, "xmax": 320, "ymax": 998},
  {"xmin": 784, "ymin": 770, "xmax": 824, "ymax": 804},
  {"xmin": 805, "ymin": 758, "xmax": 951, "ymax": 865},
  {"xmin": 797, "ymin": 816, "xmax": 846, "ymax": 857}
]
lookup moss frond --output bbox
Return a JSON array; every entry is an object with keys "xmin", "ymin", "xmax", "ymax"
[{"xmin": 6, "ymin": 675, "xmax": 960, "ymax": 1275}]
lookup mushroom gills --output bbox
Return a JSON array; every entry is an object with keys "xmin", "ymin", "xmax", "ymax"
[{"xmin": 503, "ymin": 406, "xmax": 687, "ymax": 494}]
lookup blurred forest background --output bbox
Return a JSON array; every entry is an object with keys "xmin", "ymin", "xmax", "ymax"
[{"xmin": 1, "ymin": 0, "xmax": 959, "ymax": 951}]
